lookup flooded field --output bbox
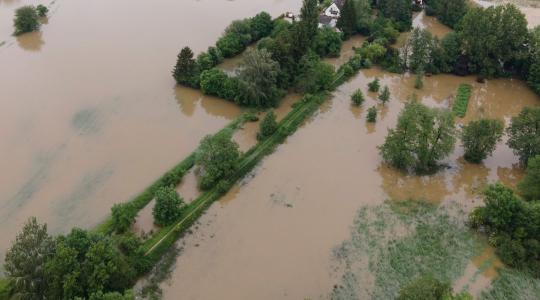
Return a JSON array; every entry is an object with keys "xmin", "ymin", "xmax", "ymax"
[
  {"xmin": 0, "ymin": 0, "xmax": 302, "ymax": 262},
  {"xmin": 158, "ymin": 15, "xmax": 539, "ymax": 299}
]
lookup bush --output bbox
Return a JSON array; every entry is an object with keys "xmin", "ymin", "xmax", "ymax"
[
  {"xmin": 196, "ymin": 134, "xmax": 240, "ymax": 190},
  {"xmin": 36, "ymin": 4, "xmax": 48, "ymax": 17},
  {"xmin": 452, "ymin": 84, "xmax": 472, "ymax": 117},
  {"xmin": 367, "ymin": 106, "xmax": 377, "ymax": 122},
  {"xmin": 200, "ymin": 68, "xmax": 230, "ymax": 97},
  {"xmin": 296, "ymin": 53, "xmax": 335, "ymax": 93},
  {"xmin": 368, "ymin": 78, "xmax": 380, "ymax": 92},
  {"xmin": 153, "ymin": 186, "xmax": 184, "ymax": 226},
  {"xmin": 351, "ymin": 89, "xmax": 364, "ymax": 106},
  {"xmin": 378, "ymin": 85, "xmax": 390, "ymax": 104},
  {"xmin": 506, "ymin": 106, "xmax": 540, "ymax": 164},
  {"xmin": 111, "ymin": 203, "xmax": 137, "ymax": 233},
  {"xmin": 13, "ymin": 5, "xmax": 40, "ymax": 35},
  {"xmin": 379, "ymin": 101, "xmax": 456, "ymax": 172},
  {"xmin": 518, "ymin": 155, "xmax": 540, "ymax": 201},
  {"xmin": 461, "ymin": 118, "xmax": 504, "ymax": 163},
  {"xmin": 257, "ymin": 110, "xmax": 278, "ymax": 140}
]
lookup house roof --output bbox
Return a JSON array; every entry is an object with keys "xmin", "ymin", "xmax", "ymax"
[
  {"xmin": 318, "ymin": 14, "xmax": 334, "ymax": 26},
  {"xmin": 333, "ymin": 0, "xmax": 346, "ymax": 9}
]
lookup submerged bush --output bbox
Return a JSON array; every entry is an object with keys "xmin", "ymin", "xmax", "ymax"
[
  {"xmin": 351, "ymin": 89, "xmax": 365, "ymax": 106},
  {"xmin": 378, "ymin": 85, "xmax": 390, "ymax": 104},
  {"xmin": 368, "ymin": 78, "xmax": 380, "ymax": 92},
  {"xmin": 367, "ymin": 106, "xmax": 377, "ymax": 122},
  {"xmin": 36, "ymin": 4, "xmax": 48, "ymax": 17}
]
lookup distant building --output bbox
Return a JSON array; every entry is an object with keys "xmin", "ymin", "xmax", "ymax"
[{"xmin": 318, "ymin": 0, "xmax": 345, "ymax": 28}]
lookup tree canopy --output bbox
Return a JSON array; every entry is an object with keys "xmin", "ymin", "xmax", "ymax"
[
  {"xmin": 461, "ymin": 118, "xmax": 504, "ymax": 163},
  {"xmin": 153, "ymin": 186, "xmax": 185, "ymax": 226},
  {"xmin": 13, "ymin": 5, "xmax": 40, "ymax": 35},
  {"xmin": 506, "ymin": 106, "xmax": 540, "ymax": 164},
  {"xmin": 196, "ymin": 133, "xmax": 240, "ymax": 190}
]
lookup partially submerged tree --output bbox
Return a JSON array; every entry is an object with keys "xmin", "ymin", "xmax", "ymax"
[
  {"xmin": 172, "ymin": 47, "xmax": 199, "ymax": 87},
  {"xmin": 379, "ymin": 101, "xmax": 456, "ymax": 172},
  {"xmin": 196, "ymin": 133, "xmax": 240, "ymax": 190},
  {"xmin": 351, "ymin": 89, "xmax": 365, "ymax": 106},
  {"xmin": 368, "ymin": 78, "xmax": 380, "ymax": 92},
  {"xmin": 36, "ymin": 4, "xmax": 48, "ymax": 17},
  {"xmin": 367, "ymin": 106, "xmax": 377, "ymax": 122},
  {"xmin": 506, "ymin": 106, "xmax": 540, "ymax": 164},
  {"xmin": 13, "ymin": 5, "xmax": 40, "ymax": 35},
  {"xmin": 378, "ymin": 85, "xmax": 390, "ymax": 104},
  {"xmin": 153, "ymin": 186, "xmax": 184, "ymax": 226},
  {"xmin": 461, "ymin": 118, "xmax": 504, "ymax": 163}
]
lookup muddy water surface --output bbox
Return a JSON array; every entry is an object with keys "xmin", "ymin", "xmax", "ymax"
[
  {"xmin": 0, "ymin": 0, "xmax": 302, "ymax": 262},
  {"xmin": 160, "ymin": 37, "xmax": 539, "ymax": 299}
]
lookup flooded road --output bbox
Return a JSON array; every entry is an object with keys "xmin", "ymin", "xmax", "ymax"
[
  {"xmin": 0, "ymin": 0, "xmax": 302, "ymax": 261},
  {"xmin": 160, "ymin": 21, "xmax": 539, "ymax": 300}
]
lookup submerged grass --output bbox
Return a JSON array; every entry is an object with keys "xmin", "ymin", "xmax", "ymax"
[
  {"xmin": 332, "ymin": 201, "xmax": 482, "ymax": 299},
  {"xmin": 331, "ymin": 200, "xmax": 540, "ymax": 299}
]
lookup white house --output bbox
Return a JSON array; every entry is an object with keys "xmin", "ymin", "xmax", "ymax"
[{"xmin": 319, "ymin": 0, "xmax": 345, "ymax": 28}]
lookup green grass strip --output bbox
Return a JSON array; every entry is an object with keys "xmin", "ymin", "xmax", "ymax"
[{"xmin": 452, "ymin": 84, "xmax": 472, "ymax": 118}]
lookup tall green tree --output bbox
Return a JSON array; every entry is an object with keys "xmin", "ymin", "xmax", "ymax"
[
  {"xmin": 337, "ymin": 0, "xmax": 357, "ymax": 39},
  {"xmin": 172, "ymin": 47, "xmax": 199, "ymax": 87},
  {"xmin": 518, "ymin": 155, "xmax": 540, "ymax": 201},
  {"xmin": 4, "ymin": 217, "xmax": 54, "ymax": 300},
  {"xmin": 236, "ymin": 48, "xmax": 281, "ymax": 107},
  {"xmin": 506, "ymin": 106, "xmax": 540, "ymax": 164},
  {"xmin": 196, "ymin": 133, "xmax": 240, "ymax": 190},
  {"xmin": 379, "ymin": 101, "xmax": 456, "ymax": 172},
  {"xmin": 401, "ymin": 28, "xmax": 441, "ymax": 74},
  {"xmin": 292, "ymin": 0, "xmax": 319, "ymax": 59},
  {"xmin": 461, "ymin": 118, "xmax": 504, "ymax": 163},
  {"xmin": 528, "ymin": 27, "xmax": 540, "ymax": 95}
]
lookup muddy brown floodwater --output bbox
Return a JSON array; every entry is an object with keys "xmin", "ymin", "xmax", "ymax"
[
  {"xmin": 159, "ymin": 17, "xmax": 539, "ymax": 300},
  {"xmin": 0, "ymin": 0, "xmax": 303, "ymax": 265}
]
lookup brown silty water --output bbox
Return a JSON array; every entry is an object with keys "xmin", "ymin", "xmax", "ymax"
[
  {"xmin": 0, "ymin": 0, "xmax": 303, "ymax": 263},
  {"xmin": 159, "ymin": 18, "xmax": 539, "ymax": 300}
]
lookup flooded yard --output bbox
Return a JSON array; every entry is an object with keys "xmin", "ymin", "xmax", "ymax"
[{"xmin": 0, "ymin": 0, "xmax": 301, "ymax": 262}]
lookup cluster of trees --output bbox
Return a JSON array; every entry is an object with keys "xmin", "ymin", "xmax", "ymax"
[
  {"xmin": 4, "ymin": 218, "xmax": 138, "ymax": 299},
  {"xmin": 13, "ymin": 4, "xmax": 48, "ymax": 35},
  {"xmin": 470, "ymin": 182, "xmax": 540, "ymax": 277},
  {"xmin": 376, "ymin": 0, "xmax": 413, "ymax": 31},
  {"xmin": 402, "ymin": 2, "xmax": 540, "ymax": 91},
  {"xmin": 173, "ymin": 11, "xmax": 274, "ymax": 88}
]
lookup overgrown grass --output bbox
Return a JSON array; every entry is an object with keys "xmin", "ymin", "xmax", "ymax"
[
  {"xmin": 0, "ymin": 278, "xmax": 9, "ymax": 300},
  {"xmin": 452, "ymin": 84, "xmax": 472, "ymax": 118},
  {"xmin": 480, "ymin": 268, "xmax": 540, "ymax": 300}
]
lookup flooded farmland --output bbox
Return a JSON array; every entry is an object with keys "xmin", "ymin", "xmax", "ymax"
[
  {"xmin": 158, "ymin": 14, "xmax": 540, "ymax": 300},
  {"xmin": 0, "ymin": 0, "xmax": 302, "ymax": 262}
]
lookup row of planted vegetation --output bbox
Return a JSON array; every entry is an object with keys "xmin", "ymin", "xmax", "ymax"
[{"xmin": 2, "ymin": 0, "xmax": 540, "ymax": 299}]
